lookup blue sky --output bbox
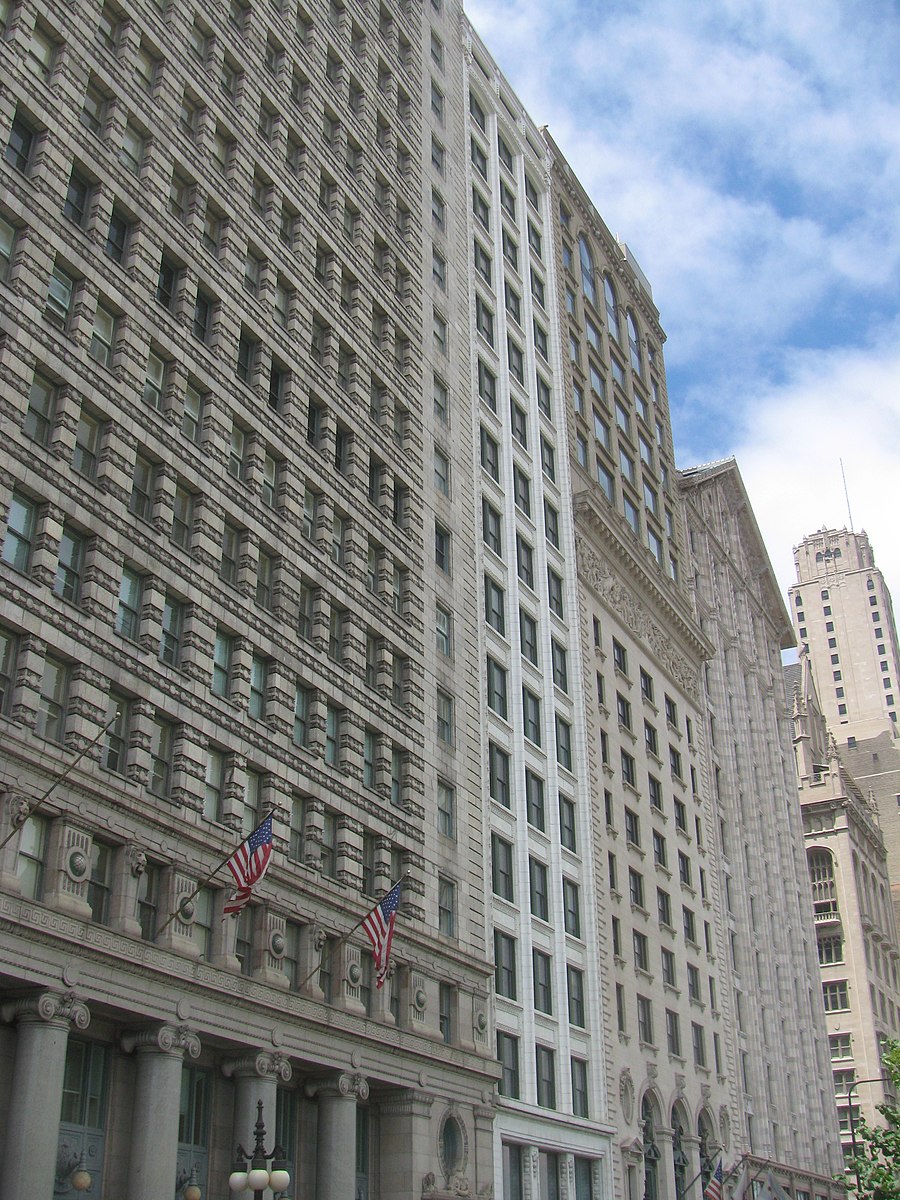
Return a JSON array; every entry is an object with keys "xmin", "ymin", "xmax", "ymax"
[{"xmin": 465, "ymin": 0, "xmax": 900, "ymax": 604}]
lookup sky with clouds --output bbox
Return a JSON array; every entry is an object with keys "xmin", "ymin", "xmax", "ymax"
[{"xmin": 464, "ymin": 0, "xmax": 900, "ymax": 609}]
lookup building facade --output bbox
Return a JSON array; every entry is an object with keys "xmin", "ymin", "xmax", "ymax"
[
  {"xmin": 790, "ymin": 527, "xmax": 900, "ymax": 929},
  {"xmin": 680, "ymin": 461, "xmax": 844, "ymax": 1189},
  {"xmin": 461, "ymin": 28, "xmax": 616, "ymax": 1200},
  {"xmin": 790, "ymin": 528, "xmax": 900, "ymax": 741},
  {"xmin": 787, "ymin": 652, "xmax": 900, "ymax": 1154},
  {"xmin": 0, "ymin": 0, "xmax": 498, "ymax": 1197}
]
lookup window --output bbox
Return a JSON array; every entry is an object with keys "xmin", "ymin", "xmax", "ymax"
[
  {"xmin": 523, "ymin": 688, "xmax": 542, "ymax": 745},
  {"xmin": 6, "ymin": 111, "xmax": 38, "ymax": 173},
  {"xmin": 435, "ymin": 522, "xmax": 451, "ymax": 573},
  {"xmin": 483, "ymin": 500, "xmax": 502, "ymax": 555},
  {"xmin": 823, "ymin": 981, "xmax": 849, "ymax": 1011},
  {"xmin": 3, "ymin": 492, "xmax": 37, "ymax": 573},
  {"xmin": 487, "ymin": 658, "xmax": 508, "ymax": 719},
  {"xmin": 36, "ymin": 655, "xmax": 69, "ymax": 743},
  {"xmin": 530, "ymin": 858, "xmax": 549, "ymax": 920},
  {"xmin": 485, "ymin": 577, "xmax": 506, "ymax": 635},
  {"xmin": 489, "ymin": 743, "xmax": 511, "ymax": 807},
  {"xmin": 436, "ymin": 605, "xmax": 453, "ymax": 656},
  {"xmin": 87, "ymin": 840, "xmax": 113, "ymax": 925},
  {"xmin": 116, "ymin": 566, "xmax": 143, "ymax": 640},
  {"xmin": 526, "ymin": 769, "xmax": 545, "ymax": 830},
  {"xmin": 692, "ymin": 1022, "xmax": 707, "ymax": 1067},
  {"xmin": 159, "ymin": 595, "xmax": 183, "ymax": 667},
  {"xmin": 129, "ymin": 453, "xmax": 155, "ymax": 520},
  {"xmin": 437, "ymin": 689, "xmax": 454, "ymax": 744},
  {"xmin": 478, "ymin": 359, "xmax": 497, "ymax": 410},
  {"xmin": 556, "ymin": 716, "xmax": 573, "ymax": 771},
  {"xmin": 497, "ymin": 1033, "xmax": 520, "ymax": 1098},
  {"xmin": 544, "ymin": 501, "xmax": 560, "ymax": 549},
  {"xmin": 438, "ymin": 876, "xmax": 456, "ymax": 937},
  {"xmin": 249, "ymin": 655, "xmax": 268, "ymax": 719},
  {"xmin": 324, "ymin": 706, "xmax": 342, "ymax": 766},
  {"xmin": 533, "ymin": 949, "xmax": 553, "ymax": 1013},
  {"xmin": 637, "ymin": 994, "xmax": 653, "ymax": 1045},
  {"xmin": 495, "ymin": 930, "xmax": 516, "ymax": 998},
  {"xmin": 119, "ymin": 123, "xmax": 145, "ymax": 175},
  {"xmin": 63, "ymin": 167, "xmax": 93, "ymax": 228},
  {"xmin": 89, "ymin": 303, "xmax": 117, "ymax": 367},
  {"xmin": 547, "ymin": 569, "xmax": 563, "ymax": 617},
  {"xmin": 45, "ymin": 262, "xmax": 76, "ymax": 328},
  {"xmin": 535, "ymin": 1045, "xmax": 556, "ymax": 1109},
  {"xmin": 629, "ymin": 867, "xmax": 644, "ymax": 909},
  {"xmin": 16, "ymin": 812, "xmax": 49, "ymax": 900},
  {"xmin": 475, "ymin": 297, "xmax": 494, "ymax": 346},
  {"xmin": 563, "ymin": 878, "xmax": 581, "ymax": 937}
]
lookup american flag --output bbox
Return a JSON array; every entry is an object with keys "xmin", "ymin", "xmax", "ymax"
[
  {"xmin": 704, "ymin": 1159, "xmax": 724, "ymax": 1200},
  {"xmin": 362, "ymin": 881, "xmax": 402, "ymax": 988},
  {"xmin": 223, "ymin": 814, "xmax": 274, "ymax": 914}
]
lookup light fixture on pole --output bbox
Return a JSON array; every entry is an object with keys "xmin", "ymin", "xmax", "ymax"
[
  {"xmin": 70, "ymin": 1152, "xmax": 92, "ymax": 1193},
  {"xmin": 229, "ymin": 1099, "xmax": 291, "ymax": 1199}
]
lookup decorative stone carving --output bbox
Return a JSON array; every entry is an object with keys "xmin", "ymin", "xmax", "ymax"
[
  {"xmin": 718, "ymin": 1106, "xmax": 731, "ymax": 1151},
  {"xmin": 121, "ymin": 1024, "xmax": 201, "ymax": 1059},
  {"xmin": 66, "ymin": 850, "xmax": 89, "ymax": 883},
  {"xmin": 305, "ymin": 1071, "xmax": 369, "ymax": 1101},
  {"xmin": 222, "ymin": 1051, "xmax": 292, "ymax": 1083},
  {"xmin": 620, "ymin": 1069, "xmax": 635, "ymax": 1123},
  {"xmin": 5, "ymin": 789, "xmax": 31, "ymax": 828},
  {"xmin": 2, "ymin": 990, "xmax": 91, "ymax": 1030},
  {"xmin": 127, "ymin": 844, "xmax": 147, "ymax": 877},
  {"xmin": 269, "ymin": 930, "xmax": 285, "ymax": 957}
]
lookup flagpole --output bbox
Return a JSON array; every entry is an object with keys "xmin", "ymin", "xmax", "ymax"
[
  {"xmin": 154, "ymin": 810, "xmax": 277, "ymax": 939},
  {"xmin": 0, "ymin": 710, "xmax": 121, "ymax": 854},
  {"xmin": 292, "ymin": 874, "xmax": 408, "ymax": 995}
]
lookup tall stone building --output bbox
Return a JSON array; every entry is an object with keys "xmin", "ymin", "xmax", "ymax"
[
  {"xmin": 0, "ymin": 1, "xmax": 847, "ymax": 1199},
  {"xmin": 0, "ymin": 0, "xmax": 497, "ymax": 1197},
  {"xmin": 680, "ymin": 461, "xmax": 843, "ymax": 1187},
  {"xmin": 786, "ymin": 652, "xmax": 900, "ymax": 1154},
  {"xmin": 461, "ymin": 29, "xmax": 615, "ymax": 1200},
  {"xmin": 790, "ymin": 528, "xmax": 900, "ymax": 929},
  {"xmin": 790, "ymin": 528, "xmax": 900, "ymax": 740}
]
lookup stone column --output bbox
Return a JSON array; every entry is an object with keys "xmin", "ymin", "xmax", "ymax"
[
  {"xmin": 121, "ymin": 1024, "xmax": 201, "ymax": 1200},
  {"xmin": 305, "ymin": 1072, "xmax": 369, "ymax": 1200},
  {"xmin": 655, "ymin": 1126, "xmax": 677, "ymax": 1200},
  {"xmin": 222, "ymin": 1051, "xmax": 293, "ymax": 1161},
  {"xmin": 378, "ymin": 1089, "xmax": 434, "ymax": 1196},
  {"xmin": 0, "ymin": 991, "xmax": 90, "ymax": 1200}
]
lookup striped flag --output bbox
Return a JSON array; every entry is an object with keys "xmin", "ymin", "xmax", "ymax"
[
  {"xmin": 362, "ymin": 881, "xmax": 402, "ymax": 988},
  {"xmin": 704, "ymin": 1159, "xmax": 724, "ymax": 1200},
  {"xmin": 223, "ymin": 814, "xmax": 274, "ymax": 914}
]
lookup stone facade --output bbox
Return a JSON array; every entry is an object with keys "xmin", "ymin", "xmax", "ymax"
[
  {"xmin": 787, "ymin": 652, "xmax": 900, "ymax": 1153},
  {"xmin": 0, "ymin": 0, "xmax": 496, "ymax": 1196},
  {"xmin": 680, "ymin": 462, "xmax": 844, "ymax": 1188}
]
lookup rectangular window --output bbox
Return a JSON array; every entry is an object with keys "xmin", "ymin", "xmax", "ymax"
[
  {"xmin": 438, "ymin": 876, "xmax": 456, "ymax": 937},
  {"xmin": 148, "ymin": 714, "xmax": 174, "ymax": 797},
  {"xmin": 563, "ymin": 878, "xmax": 581, "ymax": 937},
  {"xmin": 487, "ymin": 658, "xmax": 508, "ymax": 719},
  {"xmin": 497, "ymin": 1033, "xmax": 520, "ymax": 1098},
  {"xmin": 489, "ymin": 743, "xmax": 511, "ymax": 807},
  {"xmin": 495, "ymin": 930, "xmax": 517, "ymax": 998},
  {"xmin": 535, "ymin": 1045, "xmax": 556, "ymax": 1109},
  {"xmin": 523, "ymin": 688, "xmax": 542, "ymax": 745},
  {"xmin": 526, "ymin": 769, "xmax": 545, "ymax": 831},
  {"xmin": 533, "ymin": 949, "xmax": 553, "ymax": 1013},
  {"xmin": 437, "ymin": 780, "xmax": 455, "ymax": 839},
  {"xmin": 529, "ymin": 858, "xmax": 549, "ymax": 921}
]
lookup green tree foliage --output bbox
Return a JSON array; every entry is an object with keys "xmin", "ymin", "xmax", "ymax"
[{"xmin": 845, "ymin": 1042, "xmax": 900, "ymax": 1199}]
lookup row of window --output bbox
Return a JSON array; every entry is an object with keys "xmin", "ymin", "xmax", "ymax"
[{"xmin": 496, "ymin": 1031, "xmax": 589, "ymax": 1115}]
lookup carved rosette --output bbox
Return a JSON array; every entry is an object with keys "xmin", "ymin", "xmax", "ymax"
[
  {"xmin": 2, "ymin": 990, "xmax": 91, "ymax": 1031},
  {"xmin": 121, "ymin": 1024, "xmax": 201, "ymax": 1059},
  {"xmin": 222, "ymin": 1051, "xmax": 293, "ymax": 1083}
]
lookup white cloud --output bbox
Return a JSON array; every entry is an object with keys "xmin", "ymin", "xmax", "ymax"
[
  {"xmin": 465, "ymin": 0, "xmax": 900, "ymax": 605},
  {"xmin": 732, "ymin": 335, "xmax": 900, "ymax": 605}
]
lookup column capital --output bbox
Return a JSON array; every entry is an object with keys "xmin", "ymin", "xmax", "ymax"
[
  {"xmin": 121, "ymin": 1024, "xmax": 201, "ymax": 1059},
  {"xmin": 305, "ymin": 1071, "xmax": 369, "ymax": 1101},
  {"xmin": 222, "ymin": 1051, "xmax": 293, "ymax": 1083},
  {"xmin": 1, "ymin": 990, "xmax": 90, "ymax": 1031}
]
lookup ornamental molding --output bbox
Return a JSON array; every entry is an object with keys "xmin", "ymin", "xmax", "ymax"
[
  {"xmin": 121, "ymin": 1023, "xmax": 201, "ymax": 1059},
  {"xmin": 2, "ymin": 989, "xmax": 90, "ymax": 1030},
  {"xmin": 305, "ymin": 1071, "xmax": 369, "ymax": 1101},
  {"xmin": 575, "ymin": 530, "xmax": 704, "ymax": 696},
  {"xmin": 222, "ymin": 1050, "xmax": 292, "ymax": 1082}
]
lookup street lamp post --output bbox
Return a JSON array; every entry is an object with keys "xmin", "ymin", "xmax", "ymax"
[
  {"xmin": 229, "ymin": 1099, "xmax": 291, "ymax": 1199},
  {"xmin": 846, "ymin": 1073, "xmax": 889, "ymax": 1196}
]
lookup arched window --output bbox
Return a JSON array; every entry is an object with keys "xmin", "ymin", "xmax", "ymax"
[
  {"xmin": 579, "ymin": 235, "xmax": 596, "ymax": 308},
  {"xmin": 604, "ymin": 275, "xmax": 620, "ymax": 344},
  {"xmin": 698, "ymin": 1111, "xmax": 717, "ymax": 1191},
  {"xmin": 673, "ymin": 1122, "xmax": 688, "ymax": 1200},
  {"xmin": 808, "ymin": 848, "xmax": 837, "ymax": 916},
  {"xmin": 627, "ymin": 311, "xmax": 642, "ymax": 375},
  {"xmin": 642, "ymin": 1096, "xmax": 661, "ymax": 1200}
]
